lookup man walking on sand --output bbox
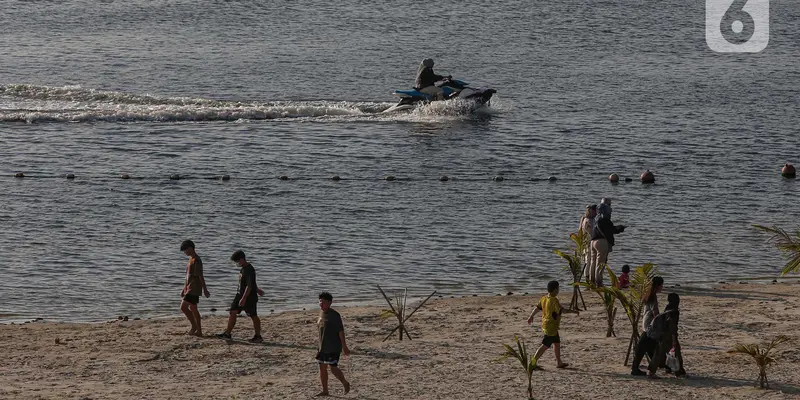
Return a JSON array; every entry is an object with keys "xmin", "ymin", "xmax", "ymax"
[
  {"xmin": 316, "ymin": 292, "xmax": 351, "ymax": 397},
  {"xmin": 180, "ymin": 240, "xmax": 209, "ymax": 336},
  {"xmin": 215, "ymin": 250, "xmax": 264, "ymax": 343}
]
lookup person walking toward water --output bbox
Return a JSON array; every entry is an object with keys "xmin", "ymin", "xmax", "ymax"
[
  {"xmin": 526, "ymin": 281, "xmax": 579, "ymax": 369},
  {"xmin": 579, "ymin": 204, "xmax": 597, "ymax": 283},
  {"xmin": 316, "ymin": 292, "xmax": 351, "ymax": 397},
  {"xmin": 590, "ymin": 200, "xmax": 625, "ymax": 285},
  {"xmin": 216, "ymin": 250, "xmax": 264, "ymax": 343},
  {"xmin": 179, "ymin": 240, "xmax": 209, "ymax": 336}
]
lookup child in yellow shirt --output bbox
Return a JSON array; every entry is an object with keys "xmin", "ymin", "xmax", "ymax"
[{"xmin": 526, "ymin": 281, "xmax": 579, "ymax": 369}]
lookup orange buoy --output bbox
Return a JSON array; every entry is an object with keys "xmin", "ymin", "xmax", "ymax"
[
  {"xmin": 439, "ymin": 175, "xmax": 449, "ymax": 182},
  {"xmin": 493, "ymin": 176, "xmax": 504, "ymax": 182},
  {"xmin": 385, "ymin": 176, "xmax": 395, "ymax": 181},
  {"xmin": 641, "ymin": 169, "xmax": 655, "ymax": 184},
  {"xmin": 782, "ymin": 163, "xmax": 796, "ymax": 178},
  {"xmin": 608, "ymin": 173, "xmax": 619, "ymax": 183},
  {"xmin": 120, "ymin": 174, "xmax": 131, "ymax": 179},
  {"xmin": 220, "ymin": 175, "xmax": 231, "ymax": 181},
  {"xmin": 331, "ymin": 175, "xmax": 340, "ymax": 181},
  {"xmin": 279, "ymin": 175, "xmax": 289, "ymax": 180},
  {"xmin": 14, "ymin": 172, "xmax": 24, "ymax": 178},
  {"xmin": 66, "ymin": 174, "xmax": 75, "ymax": 180}
]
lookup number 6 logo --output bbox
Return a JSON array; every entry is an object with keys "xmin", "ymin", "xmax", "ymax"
[{"xmin": 706, "ymin": 0, "xmax": 769, "ymax": 53}]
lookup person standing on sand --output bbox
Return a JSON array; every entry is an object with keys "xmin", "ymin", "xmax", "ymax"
[
  {"xmin": 590, "ymin": 201, "xmax": 625, "ymax": 285},
  {"xmin": 579, "ymin": 204, "xmax": 597, "ymax": 283},
  {"xmin": 215, "ymin": 250, "xmax": 264, "ymax": 343},
  {"xmin": 180, "ymin": 240, "xmax": 209, "ymax": 337},
  {"xmin": 316, "ymin": 292, "xmax": 351, "ymax": 397},
  {"xmin": 526, "ymin": 281, "xmax": 579, "ymax": 369}
]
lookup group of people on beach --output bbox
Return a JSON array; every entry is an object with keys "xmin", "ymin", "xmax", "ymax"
[
  {"xmin": 175, "ymin": 195, "xmax": 683, "ymax": 396},
  {"xmin": 178, "ymin": 240, "xmax": 350, "ymax": 396},
  {"xmin": 526, "ymin": 198, "xmax": 686, "ymax": 378}
]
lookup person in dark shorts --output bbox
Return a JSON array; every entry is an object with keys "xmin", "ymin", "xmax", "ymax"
[
  {"xmin": 180, "ymin": 240, "xmax": 209, "ymax": 337},
  {"xmin": 215, "ymin": 250, "xmax": 263, "ymax": 343},
  {"xmin": 526, "ymin": 281, "xmax": 579, "ymax": 369},
  {"xmin": 315, "ymin": 292, "xmax": 350, "ymax": 396}
]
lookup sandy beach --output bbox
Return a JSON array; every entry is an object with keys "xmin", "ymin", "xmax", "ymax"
[{"xmin": 1, "ymin": 282, "xmax": 798, "ymax": 400}]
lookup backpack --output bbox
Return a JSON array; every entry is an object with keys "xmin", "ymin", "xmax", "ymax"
[{"xmin": 645, "ymin": 310, "xmax": 675, "ymax": 340}]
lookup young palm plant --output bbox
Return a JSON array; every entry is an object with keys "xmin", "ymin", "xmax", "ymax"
[
  {"xmin": 598, "ymin": 289, "xmax": 617, "ymax": 337},
  {"xmin": 753, "ymin": 225, "xmax": 800, "ymax": 275},
  {"xmin": 553, "ymin": 229, "xmax": 588, "ymax": 311},
  {"xmin": 499, "ymin": 335, "xmax": 537, "ymax": 400},
  {"xmin": 728, "ymin": 335, "xmax": 790, "ymax": 388},
  {"xmin": 583, "ymin": 263, "xmax": 657, "ymax": 365}
]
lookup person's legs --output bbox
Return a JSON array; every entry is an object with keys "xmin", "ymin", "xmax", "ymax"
[
  {"xmin": 590, "ymin": 240, "xmax": 605, "ymax": 284},
  {"xmin": 419, "ymin": 85, "xmax": 444, "ymax": 100},
  {"xmin": 317, "ymin": 364, "xmax": 329, "ymax": 396},
  {"xmin": 674, "ymin": 346, "xmax": 686, "ymax": 377},
  {"xmin": 245, "ymin": 301, "xmax": 262, "ymax": 339},
  {"xmin": 251, "ymin": 316, "xmax": 261, "ymax": 337},
  {"xmin": 648, "ymin": 341, "xmax": 667, "ymax": 376},
  {"xmin": 224, "ymin": 310, "xmax": 238, "ymax": 333},
  {"xmin": 180, "ymin": 300, "xmax": 198, "ymax": 334},
  {"xmin": 585, "ymin": 244, "xmax": 596, "ymax": 283},
  {"xmin": 631, "ymin": 335, "xmax": 653, "ymax": 374},
  {"xmin": 593, "ymin": 239, "xmax": 609, "ymax": 285},
  {"xmin": 533, "ymin": 344, "xmax": 548, "ymax": 364},
  {"xmin": 329, "ymin": 366, "xmax": 350, "ymax": 394},
  {"xmin": 553, "ymin": 342, "xmax": 568, "ymax": 368},
  {"xmin": 189, "ymin": 303, "xmax": 202, "ymax": 336},
  {"xmin": 585, "ymin": 241, "xmax": 595, "ymax": 283}
]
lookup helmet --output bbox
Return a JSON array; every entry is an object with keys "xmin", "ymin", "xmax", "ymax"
[{"xmin": 422, "ymin": 58, "xmax": 434, "ymax": 68}]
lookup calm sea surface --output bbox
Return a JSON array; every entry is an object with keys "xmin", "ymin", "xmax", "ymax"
[{"xmin": 1, "ymin": 0, "xmax": 798, "ymax": 322}]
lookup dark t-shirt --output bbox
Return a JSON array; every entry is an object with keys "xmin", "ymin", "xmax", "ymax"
[
  {"xmin": 415, "ymin": 67, "xmax": 444, "ymax": 89},
  {"xmin": 318, "ymin": 309, "xmax": 344, "ymax": 354},
  {"xmin": 186, "ymin": 256, "xmax": 204, "ymax": 296},
  {"xmin": 237, "ymin": 263, "xmax": 258, "ymax": 301}
]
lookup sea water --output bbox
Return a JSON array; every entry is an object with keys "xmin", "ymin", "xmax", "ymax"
[{"xmin": 1, "ymin": 0, "xmax": 798, "ymax": 321}]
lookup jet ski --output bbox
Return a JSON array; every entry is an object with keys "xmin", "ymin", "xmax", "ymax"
[{"xmin": 383, "ymin": 77, "xmax": 496, "ymax": 113}]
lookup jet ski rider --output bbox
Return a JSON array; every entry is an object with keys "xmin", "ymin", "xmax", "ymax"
[{"xmin": 415, "ymin": 58, "xmax": 450, "ymax": 100}]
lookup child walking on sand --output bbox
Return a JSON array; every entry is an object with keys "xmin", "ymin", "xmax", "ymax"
[
  {"xmin": 316, "ymin": 292, "xmax": 351, "ymax": 397},
  {"xmin": 526, "ymin": 281, "xmax": 579, "ymax": 369},
  {"xmin": 179, "ymin": 240, "xmax": 209, "ymax": 336},
  {"xmin": 216, "ymin": 250, "xmax": 264, "ymax": 343}
]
